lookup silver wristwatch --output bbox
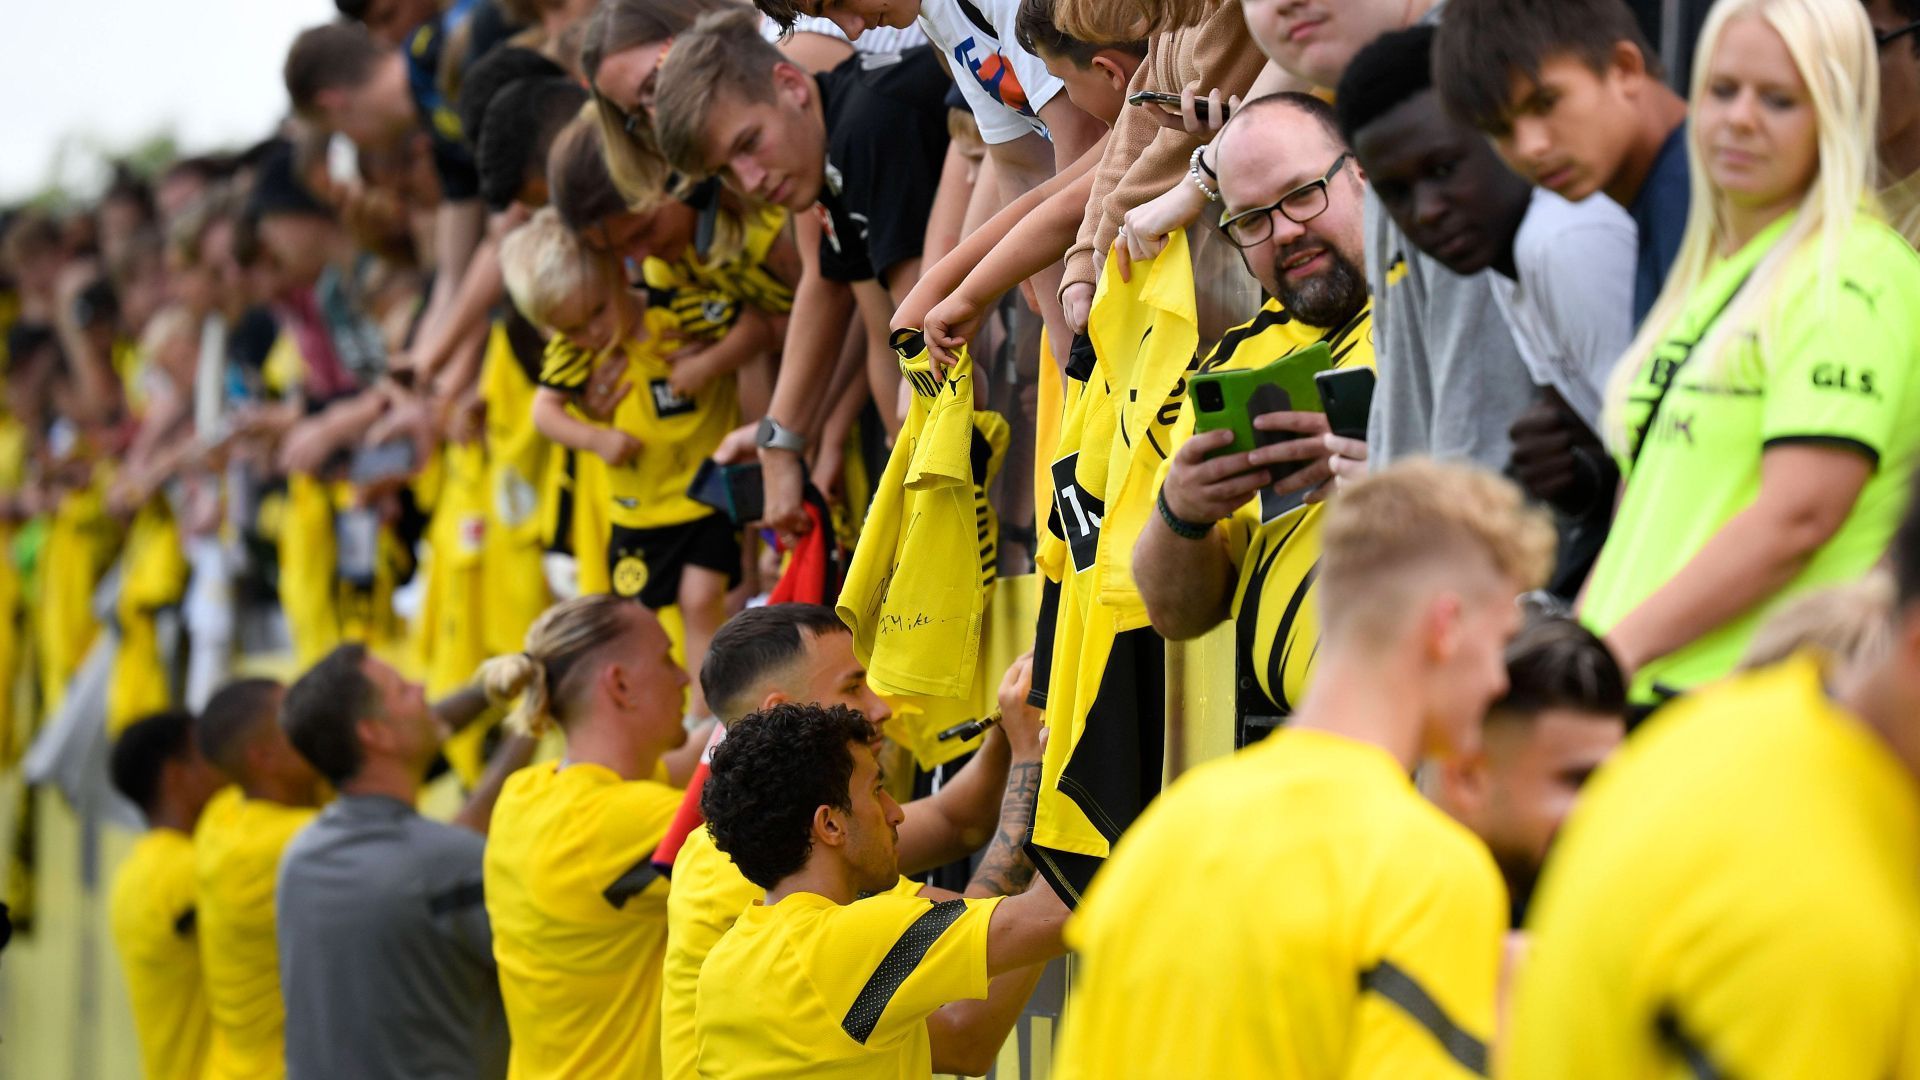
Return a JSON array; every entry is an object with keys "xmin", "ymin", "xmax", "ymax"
[{"xmin": 755, "ymin": 416, "xmax": 806, "ymax": 453}]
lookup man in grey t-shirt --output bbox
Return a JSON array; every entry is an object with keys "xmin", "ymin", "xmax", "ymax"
[{"xmin": 276, "ymin": 644, "xmax": 521, "ymax": 1079}]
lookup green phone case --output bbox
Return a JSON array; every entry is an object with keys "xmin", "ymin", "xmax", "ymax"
[{"xmin": 1188, "ymin": 341, "xmax": 1335, "ymax": 458}]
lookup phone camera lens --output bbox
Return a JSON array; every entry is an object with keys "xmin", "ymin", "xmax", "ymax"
[{"xmin": 1195, "ymin": 382, "xmax": 1224, "ymax": 412}]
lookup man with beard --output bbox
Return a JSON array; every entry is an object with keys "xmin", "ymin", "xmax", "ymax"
[{"xmin": 1134, "ymin": 92, "xmax": 1377, "ymax": 728}]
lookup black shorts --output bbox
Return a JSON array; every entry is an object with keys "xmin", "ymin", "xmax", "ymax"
[{"xmin": 607, "ymin": 513, "xmax": 743, "ymax": 610}]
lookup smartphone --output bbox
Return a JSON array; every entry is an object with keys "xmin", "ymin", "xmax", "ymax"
[
  {"xmin": 1314, "ymin": 367, "xmax": 1376, "ymax": 441},
  {"xmin": 349, "ymin": 440, "xmax": 418, "ymax": 487},
  {"xmin": 1126, "ymin": 90, "xmax": 1228, "ymax": 126},
  {"xmin": 687, "ymin": 459, "xmax": 765, "ymax": 526},
  {"xmin": 335, "ymin": 507, "xmax": 380, "ymax": 588},
  {"xmin": 1189, "ymin": 342, "xmax": 1335, "ymax": 476}
]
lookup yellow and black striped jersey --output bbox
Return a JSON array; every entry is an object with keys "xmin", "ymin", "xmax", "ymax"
[{"xmin": 1155, "ymin": 299, "xmax": 1375, "ymax": 716}]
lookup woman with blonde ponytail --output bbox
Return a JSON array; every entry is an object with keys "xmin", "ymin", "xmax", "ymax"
[
  {"xmin": 479, "ymin": 594, "xmax": 692, "ymax": 1079},
  {"xmin": 1581, "ymin": 0, "xmax": 1920, "ymax": 710}
]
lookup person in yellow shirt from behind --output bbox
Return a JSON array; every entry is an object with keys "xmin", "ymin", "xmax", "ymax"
[
  {"xmin": 694, "ymin": 702, "xmax": 1069, "ymax": 1079},
  {"xmin": 1503, "ymin": 492, "xmax": 1920, "ymax": 1077},
  {"xmin": 1057, "ymin": 460, "xmax": 1556, "ymax": 1080},
  {"xmin": 664, "ymin": 603, "xmax": 1048, "ymax": 1079},
  {"xmin": 193, "ymin": 678, "xmax": 326, "ymax": 1080},
  {"xmin": 108, "ymin": 709, "xmax": 229, "ymax": 1080},
  {"xmin": 501, "ymin": 208, "xmax": 744, "ymax": 721},
  {"xmin": 477, "ymin": 594, "xmax": 691, "ymax": 1079}
]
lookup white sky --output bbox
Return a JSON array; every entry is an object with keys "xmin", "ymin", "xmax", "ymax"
[{"xmin": 0, "ymin": 0, "xmax": 337, "ymax": 204}]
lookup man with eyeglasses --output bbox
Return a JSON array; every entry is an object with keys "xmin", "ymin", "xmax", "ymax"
[
  {"xmin": 1868, "ymin": 0, "xmax": 1920, "ymax": 243},
  {"xmin": 1135, "ymin": 92, "xmax": 1379, "ymax": 731}
]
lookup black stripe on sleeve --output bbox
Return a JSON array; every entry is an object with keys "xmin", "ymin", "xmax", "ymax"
[
  {"xmin": 172, "ymin": 906, "xmax": 197, "ymax": 937},
  {"xmin": 1760, "ymin": 434, "xmax": 1880, "ymax": 468},
  {"xmin": 1358, "ymin": 960, "xmax": 1490, "ymax": 1076},
  {"xmin": 840, "ymin": 899, "xmax": 969, "ymax": 1044},
  {"xmin": 427, "ymin": 880, "xmax": 487, "ymax": 916},
  {"xmin": 603, "ymin": 857, "xmax": 662, "ymax": 910},
  {"xmin": 1656, "ymin": 1007, "xmax": 1726, "ymax": 1080}
]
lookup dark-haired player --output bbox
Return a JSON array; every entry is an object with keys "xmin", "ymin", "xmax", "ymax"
[
  {"xmin": 108, "ymin": 709, "xmax": 228, "ymax": 1080},
  {"xmin": 663, "ymin": 603, "xmax": 1044, "ymax": 1079},
  {"xmin": 694, "ymin": 701, "xmax": 1067, "ymax": 1077}
]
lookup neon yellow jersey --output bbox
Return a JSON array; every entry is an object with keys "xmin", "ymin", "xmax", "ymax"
[
  {"xmin": 694, "ymin": 889, "xmax": 1001, "ymax": 1079},
  {"xmin": 1507, "ymin": 655, "xmax": 1920, "ymax": 1078},
  {"xmin": 111, "ymin": 828, "xmax": 214, "ymax": 1080},
  {"xmin": 1058, "ymin": 729, "xmax": 1505, "ymax": 1079},
  {"xmin": 196, "ymin": 787, "xmax": 319, "ymax": 1080},
  {"xmin": 836, "ymin": 341, "xmax": 1009, "ymax": 764},
  {"xmin": 484, "ymin": 762, "xmax": 680, "ymax": 1079},
  {"xmin": 1151, "ymin": 300, "xmax": 1376, "ymax": 715},
  {"xmin": 1583, "ymin": 214, "xmax": 1920, "ymax": 701}
]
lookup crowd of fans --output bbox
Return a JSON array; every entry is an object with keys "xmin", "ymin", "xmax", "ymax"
[{"xmin": 1, "ymin": 0, "xmax": 1918, "ymax": 1074}]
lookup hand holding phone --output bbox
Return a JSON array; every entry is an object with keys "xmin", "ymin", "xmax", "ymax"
[{"xmin": 1126, "ymin": 89, "xmax": 1230, "ymax": 128}]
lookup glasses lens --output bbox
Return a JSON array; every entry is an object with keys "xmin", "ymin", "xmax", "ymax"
[
  {"xmin": 1226, "ymin": 211, "xmax": 1270, "ymax": 249},
  {"xmin": 1281, "ymin": 184, "xmax": 1328, "ymax": 224}
]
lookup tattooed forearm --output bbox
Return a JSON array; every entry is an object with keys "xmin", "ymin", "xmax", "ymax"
[{"xmin": 967, "ymin": 761, "xmax": 1042, "ymax": 897}]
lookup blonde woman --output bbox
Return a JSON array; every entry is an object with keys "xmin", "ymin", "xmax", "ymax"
[
  {"xmin": 1579, "ymin": 0, "xmax": 1920, "ymax": 710},
  {"xmin": 480, "ymin": 595, "xmax": 691, "ymax": 1079}
]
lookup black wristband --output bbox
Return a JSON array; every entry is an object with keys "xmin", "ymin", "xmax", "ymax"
[{"xmin": 1156, "ymin": 486, "xmax": 1213, "ymax": 540}]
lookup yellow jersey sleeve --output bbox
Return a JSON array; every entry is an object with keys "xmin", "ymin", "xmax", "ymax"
[{"xmin": 813, "ymin": 892, "xmax": 1001, "ymax": 1051}]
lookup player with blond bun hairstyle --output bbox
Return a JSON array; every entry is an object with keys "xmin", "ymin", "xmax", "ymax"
[{"xmin": 477, "ymin": 594, "xmax": 693, "ymax": 1079}]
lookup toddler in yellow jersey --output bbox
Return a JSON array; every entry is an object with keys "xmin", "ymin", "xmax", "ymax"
[{"xmin": 502, "ymin": 208, "xmax": 740, "ymax": 718}]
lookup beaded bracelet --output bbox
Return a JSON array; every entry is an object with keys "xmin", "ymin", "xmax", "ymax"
[{"xmin": 1188, "ymin": 145, "xmax": 1219, "ymax": 203}]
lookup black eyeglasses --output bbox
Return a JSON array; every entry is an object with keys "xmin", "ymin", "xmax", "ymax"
[
  {"xmin": 1878, "ymin": 18, "xmax": 1920, "ymax": 49},
  {"xmin": 1218, "ymin": 153, "xmax": 1352, "ymax": 249}
]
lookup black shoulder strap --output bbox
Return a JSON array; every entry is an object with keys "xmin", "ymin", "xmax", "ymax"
[
  {"xmin": 1628, "ymin": 269, "xmax": 1757, "ymax": 469},
  {"xmin": 840, "ymin": 899, "xmax": 969, "ymax": 1044},
  {"xmin": 1358, "ymin": 960, "xmax": 1490, "ymax": 1076}
]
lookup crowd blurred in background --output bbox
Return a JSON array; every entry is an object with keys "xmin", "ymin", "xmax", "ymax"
[{"xmin": 2, "ymin": 0, "xmax": 1919, "ymax": 1075}]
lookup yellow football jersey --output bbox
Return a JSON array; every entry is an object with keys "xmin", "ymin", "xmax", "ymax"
[
  {"xmin": 484, "ymin": 762, "xmax": 681, "ymax": 1079},
  {"xmin": 196, "ymin": 787, "xmax": 319, "ymax": 1080},
  {"xmin": 108, "ymin": 498, "xmax": 189, "ymax": 736},
  {"xmin": 1506, "ymin": 655, "xmax": 1920, "ymax": 1079},
  {"xmin": 676, "ymin": 203, "xmax": 797, "ymax": 316},
  {"xmin": 1058, "ymin": 728, "xmax": 1505, "ymax": 1079},
  {"xmin": 836, "ymin": 339, "xmax": 1009, "ymax": 766},
  {"xmin": 694, "ymin": 889, "xmax": 1002, "ymax": 1079},
  {"xmin": 111, "ymin": 828, "xmax": 214, "ymax": 1080},
  {"xmin": 662, "ymin": 827, "xmax": 761, "ymax": 1080},
  {"xmin": 1154, "ymin": 299, "xmax": 1377, "ymax": 716},
  {"xmin": 478, "ymin": 321, "xmax": 553, "ymax": 656},
  {"xmin": 538, "ymin": 314, "xmax": 739, "ymax": 532}
]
